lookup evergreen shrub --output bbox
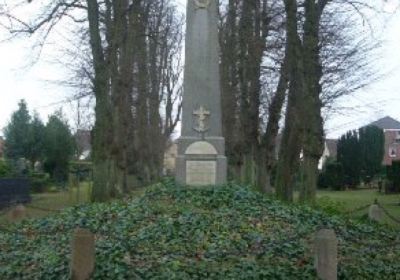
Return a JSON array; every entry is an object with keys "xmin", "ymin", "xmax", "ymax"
[
  {"xmin": 318, "ymin": 160, "xmax": 344, "ymax": 190},
  {"xmin": 29, "ymin": 172, "xmax": 51, "ymax": 193}
]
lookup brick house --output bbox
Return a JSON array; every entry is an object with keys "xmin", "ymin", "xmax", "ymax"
[{"xmin": 368, "ymin": 116, "xmax": 400, "ymax": 166}]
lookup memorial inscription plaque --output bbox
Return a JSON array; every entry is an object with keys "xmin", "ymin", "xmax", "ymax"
[{"xmin": 186, "ymin": 161, "xmax": 216, "ymax": 185}]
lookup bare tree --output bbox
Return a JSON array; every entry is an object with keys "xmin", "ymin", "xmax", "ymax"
[
  {"xmin": 0, "ymin": 0, "xmax": 183, "ymax": 201},
  {"xmin": 218, "ymin": 0, "xmax": 382, "ymax": 201}
]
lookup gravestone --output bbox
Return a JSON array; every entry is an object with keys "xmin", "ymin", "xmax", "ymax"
[
  {"xmin": 6, "ymin": 204, "xmax": 27, "ymax": 222},
  {"xmin": 368, "ymin": 204, "xmax": 383, "ymax": 222},
  {"xmin": 315, "ymin": 229, "xmax": 337, "ymax": 280},
  {"xmin": 70, "ymin": 228, "xmax": 95, "ymax": 280},
  {"xmin": 175, "ymin": 0, "xmax": 227, "ymax": 186}
]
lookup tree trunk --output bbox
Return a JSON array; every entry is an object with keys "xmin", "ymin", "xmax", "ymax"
[
  {"xmin": 258, "ymin": 51, "xmax": 289, "ymax": 193},
  {"xmin": 86, "ymin": 0, "xmax": 116, "ymax": 202},
  {"xmin": 220, "ymin": 0, "xmax": 239, "ymax": 180},
  {"xmin": 298, "ymin": 0, "xmax": 325, "ymax": 203},
  {"xmin": 275, "ymin": 0, "xmax": 305, "ymax": 202},
  {"xmin": 236, "ymin": 0, "xmax": 265, "ymax": 185}
]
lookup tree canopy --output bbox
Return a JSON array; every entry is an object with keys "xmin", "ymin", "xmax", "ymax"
[
  {"xmin": 3, "ymin": 100, "xmax": 75, "ymax": 181},
  {"xmin": 43, "ymin": 111, "xmax": 75, "ymax": 182},
  {"xmin": 3, "ymin": 100, "xmax": 31, "ymax": 161}
]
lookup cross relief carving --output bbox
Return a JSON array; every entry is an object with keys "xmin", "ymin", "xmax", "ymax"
[{"xmin": 193, "ymin": 106, "xmax": 211, "ymax": 135}]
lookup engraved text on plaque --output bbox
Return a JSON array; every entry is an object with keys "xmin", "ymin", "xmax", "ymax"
[{"xmin": 186, "ymin": 161, "xmax": 216, "ymax": 185}]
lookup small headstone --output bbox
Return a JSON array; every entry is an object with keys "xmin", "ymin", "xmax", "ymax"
[
  {"xmin": 70, "ymin": 228, "xmax": 95, "ymax": 280},
  {"xmin": 315, "ymin": 229, "xmax": 337, "ymax": 280},
  {"xmin": 368, "ymin": 204, "xmax": 383, "ymax": 222},
  {"xmin": 6, "ymin": 204, "xmax": 27, "ymax": 222}
]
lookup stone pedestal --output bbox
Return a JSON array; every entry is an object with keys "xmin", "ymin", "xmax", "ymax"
[{"xmin": 176, "ymin": 137, "xmax": 227, "ymax": 186}]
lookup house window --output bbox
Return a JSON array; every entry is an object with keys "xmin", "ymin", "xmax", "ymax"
[
  {"xmin": 389, "ymin": 146, "xmax": 397, "ymax": 158},
  {"xmin": 396, "ymin": 131, "xmax": 400, "ymax": 143}
]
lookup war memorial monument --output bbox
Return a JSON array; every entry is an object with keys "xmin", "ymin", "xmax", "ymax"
[{"xmin": 175, "ymin": 0, "xmax": 227, "ymax": 186}]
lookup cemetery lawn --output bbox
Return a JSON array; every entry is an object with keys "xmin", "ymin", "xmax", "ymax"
[
  {"xmin": 317, "ymin": 189, "xmax": 400, "ymax": 228},
  {"xmin": 0, "ymin": 183, "xmax": 145, "ymax": 223},
  {"xmin": 0, "ymin": 180, "xmax": 399, "ymax": 279},
  {"xmin": 0, "ymin": 183, "xmax": 92, "ymax": 223}
]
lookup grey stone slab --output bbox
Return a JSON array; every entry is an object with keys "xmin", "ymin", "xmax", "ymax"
[
  {"xmin": 70, "ymin": 228, "xmax": 95, "ymax": 280},
  {"xmin": 368, "ymin": 204, "xmax": 383, "ymax": 222},
  {"xmin": 315, "ymin": 229, "xmax": 338, "ymax": 280}
]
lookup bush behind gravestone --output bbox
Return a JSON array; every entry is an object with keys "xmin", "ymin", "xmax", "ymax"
[
  {"xmin": 318, "ymin": 160, "xmax": 345, "ymax": 190},
  {"xmin": 29, "ymin": 172, "xmax": 51, "ymax": 193}
]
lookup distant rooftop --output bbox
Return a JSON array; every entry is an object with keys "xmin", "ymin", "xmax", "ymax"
[{"xmin": 368, "ymin": 116, "xmax": 400, "ymax": 130}]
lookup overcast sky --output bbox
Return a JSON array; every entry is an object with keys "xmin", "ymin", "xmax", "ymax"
[{"xmin": 0, "ymin": 0, "xmax": 399, "ymax": 139}]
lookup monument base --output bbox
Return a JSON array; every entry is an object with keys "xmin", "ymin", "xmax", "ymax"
[{"xmin": 175, "ymin": 136, "xmax": 227, "ymax": 186}]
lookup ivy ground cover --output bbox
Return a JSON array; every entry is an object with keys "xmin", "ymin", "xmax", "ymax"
[{"xmin": 0, "ymin": 180, "xmax": 399, "ymax": 279}]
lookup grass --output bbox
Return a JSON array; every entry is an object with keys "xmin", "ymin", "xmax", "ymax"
[
  {"xmin": 0, "ymin": 182, "xmax": 92, "ymax": 222},
  {"xmin": 0, "ymin": 182, "xmax": 149, "ymax": 222},
  {"xmin": 317, "ymin": 188, "xmax": 400, "ymax": 227},
  {"xmin": 27, "ymin": 182, "xmax": 92, "ymax": 217}
]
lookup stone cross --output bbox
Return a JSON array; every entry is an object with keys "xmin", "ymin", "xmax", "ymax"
[
  {"xmin": 193, "ymin": 106, "xmax": 210, "ymax": 133},
  {"xmin": 175, "ymin": 0, "xmax": 227, "ymax": 186}
]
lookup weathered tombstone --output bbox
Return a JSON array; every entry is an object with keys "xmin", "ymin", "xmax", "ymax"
[
  {"xmin": 6, "ymin": 204, "xmax": 27, "ymax": 222},
  {"xmin": 175, "ymin": 0, "xmax": 227, "ymax": 186},
  {"xmin": 368, "ymin": 204, "xmax": 383, "ymax": 222},
  {"xmin": 70, "ymin": 228, "xmax": 95, "ymax": 280},
  {"xmin": 315, "ymin": 229, "xmax": 337, "ymax": 280}
]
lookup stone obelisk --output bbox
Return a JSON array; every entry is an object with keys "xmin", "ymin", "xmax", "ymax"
[{"xmin": 175, "ymin": 0, "xmax": 227, "ymax": 186}]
